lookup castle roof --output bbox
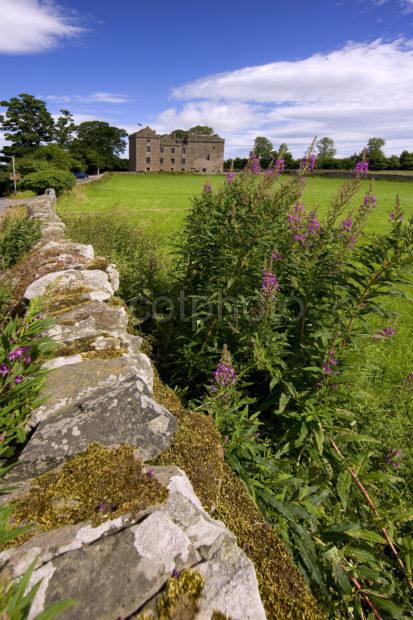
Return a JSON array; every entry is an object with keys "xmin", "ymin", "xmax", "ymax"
[{"xmin": 129, "ymin": 127, "xmax": 224, "ymax": 143}]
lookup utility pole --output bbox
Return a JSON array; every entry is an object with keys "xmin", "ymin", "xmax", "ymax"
[{"xmin": 12, "ymin": 156, "xmax": 17, "ymax": 193}]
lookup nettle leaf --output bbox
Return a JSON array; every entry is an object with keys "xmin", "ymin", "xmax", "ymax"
[
  {"xmin": 344, "ymin": 528, "xmax": 386, "ymax": 545},
  {"xmin": 313, "ymin": 427, "xmax": 325, "ymax": 455},
  {"xmin": 278, "ymin": 392, "xmax": 290, "ymax": 413}
]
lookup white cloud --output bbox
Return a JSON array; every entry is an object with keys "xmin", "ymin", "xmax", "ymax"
[
  {"xmin": 46, "ymin": 92, "xmax": 132, "ymax": 104},
  {"xmin": 156, "ymin": 39, "xmax": 413, "ymax": 157},
  {"xmin": 0, "ymin": 0, "xmax": 84, "ymax": 54}
]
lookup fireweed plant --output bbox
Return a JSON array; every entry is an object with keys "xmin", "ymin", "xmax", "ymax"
[
  {"xmin": 156, "ymin": 153, "xmax": 413, "ymax": 617},
  {"xmin": 0, "ymin": 298, "xmax": 56, "ymax": 453}
]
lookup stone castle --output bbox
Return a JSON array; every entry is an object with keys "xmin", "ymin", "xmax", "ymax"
[{"xmin": 129, "ymin": 126, "xmax": 225, "ymax": 173}]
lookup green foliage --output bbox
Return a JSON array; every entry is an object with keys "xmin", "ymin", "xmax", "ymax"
[
  {"xmin": 253, "ymin": 136, "xmax": 274, "ymax": 167},
  {"xmin": 161, "ymin": 167, "xmax": 413, "ymax": 617},
  {"xmin": 366, "ymin": 137, "xmax": 387, "ymax": 170},
  {"xmin": 63, "ymin": 214, "xmax": 167, "ymax": 315},
  {"xmin": 72, "ymin": 121, "xmax": 127, "ymax": 171},
  {"xmin": 17, "ymin": 145, "xmax": 82, "ymax": 176},
  {"xmin": 0, "ymin": 299, "xmax": 56, "ymax": 452},
  {"xmin": 0, "ymin": 94, "xmax": 54, "ymax": 159},
  {"xmin": 0, "ymin": 211, "xmax": 41, "ymax": 270},
  {"xmin": 316, "ymin": 137, "xmax": 337, "ymax": 160},
  {"xmin": 54, "ymin": 109, "xmax": 76, "ymax": 149},
  {"xmin": 19, "ymin": 168, "xmax": 75, "ymax": 195}
]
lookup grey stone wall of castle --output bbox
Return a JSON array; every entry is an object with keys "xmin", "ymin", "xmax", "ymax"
[{"xmin": 129, "ymin": 127, "xmax": 225, "ymax": 173}]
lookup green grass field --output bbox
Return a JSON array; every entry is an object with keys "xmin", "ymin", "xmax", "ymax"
[{"xmin": 58, "ymin": 172, "xmax": 413, "ymax": 242}]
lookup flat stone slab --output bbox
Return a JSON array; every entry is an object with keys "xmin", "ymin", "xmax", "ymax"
[
  {"xmin": 12, "ymin": 376, "xmax": 176, "ymax": 478},
  {"xmin": 24, "ymin": 269, "xmax": 114, "ymax": 302},
  {"xmin": 29, "ymin": 354, "xmax": 154, "ymax": 427},
  {"xmin": 2, "ymin": 467, "xmax": 266, "ymax": 620}
]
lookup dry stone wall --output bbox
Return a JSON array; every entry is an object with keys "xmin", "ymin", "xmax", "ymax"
[{"xmin": 1, "ymin": 192, "xmax": 267, "ymax": 619}]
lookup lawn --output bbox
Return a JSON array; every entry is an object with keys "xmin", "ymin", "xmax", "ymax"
[{"xmin": 58, "ymin": 172, "xmax": 413, "ymax": 242}]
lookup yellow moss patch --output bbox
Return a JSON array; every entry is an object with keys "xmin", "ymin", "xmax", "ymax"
[
  {"xmin": 4, "ymin": 444, "xmax": 167, "ymax": 549},
  {"xmin": 215, "ymin": 466, "xmax": 322, "ymax": 620},
  {"xmin": 42, "ymin": 285, "xmax": 93, "ymax": 315},
  {"xmin": 153, "ymin": 410, "xmax": 224, "ymax": 511},
  {"xmin": 82, "ymin": 347, "xmax": 127, "ymax": 360},
  {"xmin": 156, "ymin": 569, "xmax": 204, "ymax": 620},
  {"xmin": 87, "ymin": 256, "xmax": 111, "ymax": 271}
]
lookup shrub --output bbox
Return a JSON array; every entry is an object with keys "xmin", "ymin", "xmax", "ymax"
[
  {"xmin": 0, "ymin": 298, "xmax": 56, "ymax": 452},
  {"xmin": 160, "ymin": 157, "xmax": 413, "ymax": 617},
  {"xmin": 0, "ymin": 209, "xmax": 41, "ymax": 271},
  {"xmin": 19, "ymin": 168, "xmax": 75, "ymax": 195}
]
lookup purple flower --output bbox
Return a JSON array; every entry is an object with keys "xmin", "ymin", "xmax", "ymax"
[
  {"xmin": 347, "ymin": 234, "xmax": 357, "ymax": 249},
  {"xmin": 307, "ymin": 211, "xmax": 321, "ymax": 235},
  {"xmin": 264, "ymin": 168, "xmax": 275, "ymax": 178},
  {"xmin": 384, "ymin": 448, "xmax": 402, "ymax": 469},
  {"xmin": 293, "ymin": 233, "xmax": 307, "ymax": 243},
  {"xmin": 322, "ymin": 350, "xmax": 339, "ymax": 376},
  {"xmin": 0, "ymin": 363, "xmax": 9, "ymax": 377},
  {"xmin": 407, "ymin": 372, "xmax": 413, "ymax": 381},
  {"xmin": 203, "ymin": 182, "xmax": 212, "ymax": 193},
  {"xmin": 389, "ymin": 211, "xmax": 404, "ymax": 222},
  {"xmin": 24, "ymin": 355, "xmax": 31, "ymax": 365},
  {"xmin": 302, "ymin": 153, "xmax": 316, "ymax": 172},
  {"xmin": 146, "ymin": 469, "xmax": 155, "ymax": 479},
  {"xmin": 381, "ymin": 326, "xmax": 396, "ymax": 339},
  {"xmin": 262, "ymin": 270, "xmax": 280, "ymax": 294},
  {"xmin": 247, "ymin": 151, "xmax": 261, "ymax": 175},
  {"xmin": 8, "ymin": 347, "xmax": 24, "ymax": 361},
  {"xmin": 14, "ymin": 375, "xmax": 24, "ymax": 384},
  {"xmin": 97, "ymin": 501, "xmax": 109, "ymax": 512},
  {"xmin": 341, "ymin": 217, "xmax": 353, "ymax": 231},
  {"xmin": 271, "ymin": 251, "xmax": 283, "ymax": 261},
  {"xmin": 275, "ymin": 158, "xmax": 285, "ymax": 175},
  {"xmin": 353, "ymin": 160, "xmax": 369, "ymax": 177},
  {"xmin": 172, "ymin": 568, "xmax": 181, "ymax": 578},
  {"xmin": 226, "ymin": 171, "xmax": 236, "ymax": 183},
  {"xmin": 213, "ymin": 362, "xmax": 237, "ymax": 387}
]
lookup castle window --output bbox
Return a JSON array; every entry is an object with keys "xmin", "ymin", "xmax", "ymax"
[
  {"xmin": 206, "ymin": 153, "xmax": 211, "ymax": 161},
  {"xmin": 171, "ymin": 158, "xmax": 175, "ymax": 164},
  {"xmin": 146, "ymin": 157, "xmax": 151, "ymax": 164},
  {"xmin": 146, "ymin": 167, "xmax": 150, "ymax": 171},
  {"xmin": 146, "ymin": 145, "xmax": 151, "ymax": 152},
  {"xmin": 181, "ymin": 158, "xmax": 186, "ymax": 164},
  {"xmin": 147, "ymin": 138, "xmax": 151, "ymax": 143},
  {"xmin": 160, "ymin": 146, "xmax": 164, "ymax": 153},
  {"xmin": 171, "ymin": 147, "xmax": 175, "ymax": 154},
  {"xmin": 171, "ymin": 167, "xmax": 174, "ymax": 171},
  {"xmin": 160, "ymin": 157, "xmax": 164, "ymax": 164},
  {"xmin": 203, "ymin": 168, "xmax": 206, "ymax": 172},
  {"xmin": 182, "ymin": 147, "xmax": 186, "ymax": 154}
]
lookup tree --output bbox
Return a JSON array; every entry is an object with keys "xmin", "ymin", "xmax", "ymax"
[
  {"xmin": 253, "ymin": 136, "xmax": 273, "ymax": 167},
  {"xmin": 73, "ymin": 121, "xmax": 127, "ymax": 171},
  {"xmin": 188, "ymin": 125, "xmax": 214, "ymax": 135},
  {"xmin": 316, "ymin": 137, "xmax": 336, "ymax": 160},
  {"xmin": 0, "ymin": 93, "xmax": 54, "ymax": 159},
  {"xmin": 386, "ymin": 155, "xmax": 401, "ymax": 170},
  {"xmin": 17, "ymin": 144, "xmax": 82, "ymax": 176},
  {"xmin": 399, "ymin": 150, "xmax": 413, "ymax": 170},
  {"xmin": 275, "ymin": 143, "xmax": 295, "ymax": 168},
  {"xmin": 366, "ymin": 137, "xmax": 387, "ymax": 170},
  {"xmin": 54, "ymin": 109, "xmax": 76, "ymax": 148}
]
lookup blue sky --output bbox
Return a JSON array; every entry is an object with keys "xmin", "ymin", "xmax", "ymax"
[{"xmin": 0, "ymin": 0, "xmax": 413, "ymax": 157}]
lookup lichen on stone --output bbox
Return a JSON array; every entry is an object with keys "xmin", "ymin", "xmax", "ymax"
[{"xmin": 3, "ymin": 444, "xmax": 167, "ymax": 549}]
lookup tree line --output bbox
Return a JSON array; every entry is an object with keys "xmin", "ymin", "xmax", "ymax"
[
  {"xmin": 225, "ymin": 136, "xmax": 413, "ymax": 171},
  {"xmin": 0, "ymin": 93, "xmax": 129, "ymax": 194}
]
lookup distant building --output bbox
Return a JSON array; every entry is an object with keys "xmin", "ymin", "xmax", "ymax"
[{"xmin": 128, "ymin": 126, "xmax": 225, "ymax": 173}]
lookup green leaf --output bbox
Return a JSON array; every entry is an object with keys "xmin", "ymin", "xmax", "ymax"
[
  {"xmin": 34, "ymin": 599, "xmax": 78, "ymax": 620},
  {"xmin": 278, "ymin": 392, "xmax": 290, "ymax": 414},
  {"xmin": 337, "ymin": 470, "xmax": 352, "ymax": 511},
  {"xmin": 344, "ymin": 528, "xmax": 386, "ymax": 545},
  {"xmin": 313, "ymin": 427, "xmax": 325, "ymax": 455}
]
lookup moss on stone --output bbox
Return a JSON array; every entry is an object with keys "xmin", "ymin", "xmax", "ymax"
[
  {"xmin": 4, "ymin": 444, "xmax": 167, "ymax": 548},
  {"xmin": 153, "ymin": 410, "xmax": 224, "ymax": 512},
  {"xmin": 42, "ymin": 285, "xmax": 93, "ymax": 315},
  {"xmin": 82, "ymin": 347, "xmax": 127, "ymax": 360},
  {"xmin": 156, "ymin": 569, "xmax": 204, "ymax": 620},
  {"xmin": 58, "ymin": 336, "xmax": 97, "ymax": 356},
  {"xmin": 150, "ymin": 377, "xmax": 322, "ymax": 619},
  {"xmin": 86, "ymin": 256, "xmax": 111, "ymax": 271},
  {"xmin": 215, "ymin": 466, "xmax": 322, "ymax": 620}
]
